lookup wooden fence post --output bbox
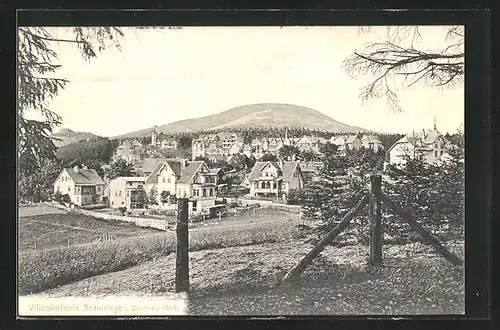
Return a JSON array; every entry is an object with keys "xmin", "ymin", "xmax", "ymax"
[
  {"xmin": 176, "ymin": 198, "xmax": 190, "ymax": 293},
  {"xmin": 369, "ymin": 174, "xmax": 383, "ymax": 266},
  {"xmin": 380, "ymin": 193, "xmax": 462, "ymax": 266},
  {"xmin": 282, "ymin": 194, "xmax": 369, "ymax": 282}
]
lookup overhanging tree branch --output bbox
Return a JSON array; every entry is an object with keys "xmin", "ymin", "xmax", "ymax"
[{"xmin": 343, "ymin": 26, "xmax": 464, "ymax": 111}]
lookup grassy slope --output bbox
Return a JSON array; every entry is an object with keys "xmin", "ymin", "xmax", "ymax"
[
  {"xmin": 18, "ymin": 216, "xmax": 303, "ymax": 295},
  {"xmin": 37, "ymin": 240, "xmax": 464, "ymax": 315},
  {"xmin": 19, "ymin": 212, "xmax": 162, "ymax": 251}
]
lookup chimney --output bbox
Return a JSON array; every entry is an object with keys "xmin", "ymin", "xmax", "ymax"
[
  {"xmin": 433, "ymin": 116, "xmax": 437, "ymax": 130},
  {"xmin": 74, "ymin": 165, "xmax": 79, "ymax": 173}
]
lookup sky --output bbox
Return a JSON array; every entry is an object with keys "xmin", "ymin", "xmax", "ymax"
[{"xmin": 23, "ymin": 26, "xmax": 464, "ymax": 137}]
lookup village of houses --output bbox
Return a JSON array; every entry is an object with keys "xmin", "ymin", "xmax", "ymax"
[{"xmin": 51, "ymin": 120, "xmax": 455, "ymax": 223}]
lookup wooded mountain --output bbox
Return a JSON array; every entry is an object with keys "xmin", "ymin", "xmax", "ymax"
[
  {"xmin": 51, "ymin": 128, "xmax": 101, "ymax": 147},
  {"xmin": 112, "ymin": 103, "xmax": 370, "ymax": 139}
]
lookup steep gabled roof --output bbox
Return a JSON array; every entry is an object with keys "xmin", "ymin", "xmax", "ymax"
[
  {"xmin": 177, "ymin": 161, "xmax": 205, "ymax": 184},
  {"xmin": 422, "ymin": 129, "xmax": 443, "ymax": 144},
  {"xmin": 64, "ymin": 168, "xmax": 104, "ymax": 185},
  {"xmin": 248, "ymin": 162, "xmax": 267, "ymax": 181},
  {"xmin": 140, "ymin": 158, "xmax": 164, "ymax": 174},
  {"xmin": 282, "ymin": 161, "xmax": 301, "ymax": 182},
  {"xmin": 345, "ymin": 134, "xmax": 360, "ymax": 143},
  {"xmin": 387, "ymin": 134, "xmax": 423, "ymax": 153},
  {"xmin": 248, "ymin": 161, "xmax": 300, "ymax": 183},
  {"xmin": 166, "ymin": 160, "xmax": 182, "ymax": 177},
  {"xmin": 259, "ymin": 161, "xmax": 280, "ymax": 172},
  {"xmin": 145, "ymin": 162, "xmax": 164, "ymax": 184},
  {"xmin": 209, "ymin": 168, "xmax": 223, "ymax": 174},
  {"xmin": 145, "ymin": 160, "xmax": 183, "ymax": 184}
]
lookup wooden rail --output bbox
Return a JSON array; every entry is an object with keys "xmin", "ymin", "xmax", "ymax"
[{"xmin": 282, "ymin": 194, "xmax": 369, "ymax": 282}]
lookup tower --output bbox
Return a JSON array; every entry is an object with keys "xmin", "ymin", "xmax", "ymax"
[{"xmin": 151, "ymin": 125, "xmax": 157, "ymax": 146}]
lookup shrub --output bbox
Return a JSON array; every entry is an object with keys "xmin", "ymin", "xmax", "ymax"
[
  {"xmin": 384, "ymin": 154, "xmax": 464, "ymax": 241},
  {"xmin": 53, "ymin": 191, "xmax": 63, "ymax": 203},
  {"xmin": 286, "ymin": 189, "xmax": 305, "ymax": 205},
  {"xmin": 118, "ymin": 207, "xmax": 127, "ymax": 215}
]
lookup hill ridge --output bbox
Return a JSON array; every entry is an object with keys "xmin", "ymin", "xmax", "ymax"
[{"xmin": 112, "ymin": 103, "xmax": 369, "ymax": 139}]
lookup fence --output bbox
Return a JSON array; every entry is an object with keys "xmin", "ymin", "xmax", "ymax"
[
  {"xmin": 281, "ymin": 174, "xmax": 463, "ymax": 283},
  {"xmin": 51, "ymin": 203, "xmax": 169, "ymax": 231}
]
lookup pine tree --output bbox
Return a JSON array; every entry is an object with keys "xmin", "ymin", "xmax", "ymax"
[{"xmin": 106, "ymin": 159, "xmax": 135, "ymax": 180}]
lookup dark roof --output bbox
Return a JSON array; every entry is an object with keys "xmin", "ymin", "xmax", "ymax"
[
  {"xmin": 178, "ymin": 161, "xmax": 205, "ymax": 184},
  {"xmin": 281, "ymin": 161, "xmax": 300, "ymax": 182},
  {"xmin": 140, "ymin": 158, "xmax": 164, "ymax": 174},
  {"xmin": 64, "ymin": 168, "xmax": 104, "ymax": 185},
  {"xmin": 145, "ymin": 163, "xmax": 163, "ymax": 184},
  {"xmin": 166, "ymin": 160, "xmax": 182, "ymax": 177},
  {"xmin": 145, "ymin": 160, "xmax": 183, "ymax": 184},
  {"xmin": 423, "ymin": 129, "xmax": 443, "ymax": 144},
  {"xmin": 133, "ymin": 159, "xmax": 145, "ymax": 170},
  {"xmin": 345, "ymin": 134, "xmax": 360, "ymax": 143},
  {"xmin": 248, "ymin": 161, "xmax": 301, "ymax": 183}
]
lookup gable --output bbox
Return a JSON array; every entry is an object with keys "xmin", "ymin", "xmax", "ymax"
[
  {"xmin": 54, "ymin": 169, "xmax": 72, "ymax": 185},
  {"xmin": 259, "ymin": 161, "xmax": 279, "ymax": 172}
]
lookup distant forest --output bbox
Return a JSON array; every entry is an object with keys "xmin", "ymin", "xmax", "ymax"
[{"xmin": 131, "ymin": 127, "xmax": 405, "ymax": 151}]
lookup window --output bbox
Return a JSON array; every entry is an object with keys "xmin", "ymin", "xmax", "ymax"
[
  {"xmin": 261, "ymin": 182, "xmax": 266, "ymax": 189},
  {"xmin": 115, "ymin": 192, "xmax": 118, "ymax": 197},
  {"xmin": 68, "ymin": 187, "xmax": 70, "ymax": 192},
  {"xmin": 119, "ymin": 191, "xmax": 122, "ymax": 197},
  {"xmin": 266, "ymin": 182, "xmax": 271, "ymax": 189},
  {"xmin": 76, "ymin": 196, "xmax": 79, "ymax": 202},
  {"xmin": 434, "ymin": 151, "xmax": 438, "ymax": 157},
  {"xmin": 192, "ymin": 201, "xmax": 197, "ymax": 212},
  {"xmin": 209, "ymin": 189, "xmax": 213, "ymax": 197},
  {"xmin": 97, "ymin": 187, "xmax": 100, "ymax": 192},
  {"xmin": 440, "ymin": 150, "xmax": 444, "ymax": 156},
  {"xmin": 273, "ymin": 182, "xmax": 277, "ymax": 189},
  {"xmin": 162, "ymin": 178, "xmax": 166, "ymax": 183},
  {"xmin": 203, "ymin": 189, "xmax": 207, "ymax": 197},
  {"xmin": 127, "ymin": 191, "xmax": 130, "ymax": 197},
  {"xmin": 111, "ymin": 201, "xmax": 114, "ymax": 206},
  {"xmin": 57, "ymin": 186, "xmax": 60, "ymax": 191}
]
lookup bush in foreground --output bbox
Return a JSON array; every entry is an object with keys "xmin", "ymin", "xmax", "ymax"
[{"xmin": 18, "ymin": 220, "xmax": 302, "ymax": 295}]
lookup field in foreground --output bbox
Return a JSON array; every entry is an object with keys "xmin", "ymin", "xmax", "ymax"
[
  {"xmin": 35, "ymin": 239, "xmax": 464, "ymax": 315},
  {"xmin": 18, "ymin": 207, "xmax": 162, "ymax": 251},
  {"xmin": 18, "ymin": 208, "xmax": 302, "ymax": 295}
]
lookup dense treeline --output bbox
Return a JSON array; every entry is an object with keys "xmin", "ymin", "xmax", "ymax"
[
  {"xmin": 56, "ymin": 138, "xmax": 120, "ymax": 171},
  {"xmin": 288, "ymin": 133, "xmax": 465, "ymax": 246},
  {"xmin": 125, "ymin": 127, "xmax": 404, "ymax": 152}
]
